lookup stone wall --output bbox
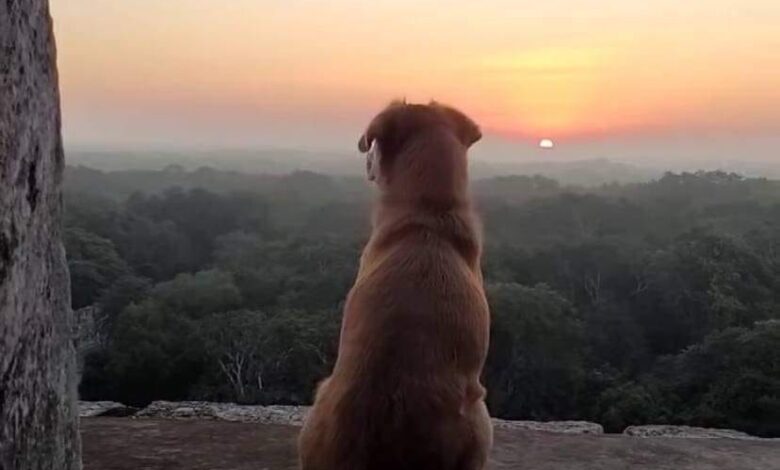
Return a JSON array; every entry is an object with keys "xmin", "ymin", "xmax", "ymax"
[{"xmin": 0, "ymin": 1, "xmax": 82, "ymax": 469}]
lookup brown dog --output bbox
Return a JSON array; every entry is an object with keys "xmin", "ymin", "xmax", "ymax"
[{"xmin": 298, "ymin": 101, "xmax": 492, "ymax": 470}]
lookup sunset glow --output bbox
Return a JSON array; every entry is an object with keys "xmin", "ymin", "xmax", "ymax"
[{"xmin": 51, "ymin": 0, "xmax": 780, "ymax": 157}]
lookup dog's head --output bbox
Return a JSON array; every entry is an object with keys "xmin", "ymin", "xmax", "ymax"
[{"xmin": 358, "ymin": 101, "xmax": 481, "ymax": 184}]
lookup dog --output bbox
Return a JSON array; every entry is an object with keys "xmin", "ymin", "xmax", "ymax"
[{"xmin": 298, "ymin": 101, "xmax": 492, "ymax": 470}]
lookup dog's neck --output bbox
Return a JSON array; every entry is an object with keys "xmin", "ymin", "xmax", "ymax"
[
  {"xmin": 370, "ymin": 198, "xmax": 481, "ymax": 271},
  {"xmin": 371, "ymin": 181, "xmax": 480, "ymax": 271},
  {"xmin": 377, "ymin": 136, "xmax": 469, "ymax": 210}
]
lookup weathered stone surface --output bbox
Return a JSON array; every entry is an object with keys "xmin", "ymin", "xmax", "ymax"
[
  {"xmin": 133, "ymin": 401, "xmax": 603, "ymax": 434},
  {"xmin": 623, "ymin": 425, "xmax": 770, "ymax": 440},
  {"xmin": 0, "ymin": 1, "xmax": 82, "ymax": 469},
  {"xmin": 101, "ymin": 401, "xmax": 780, "ymax": 441},
  {"xmin": 79, "ymin": 401, "xmax": 139, "ymax": 418},
  {"xmin": 492, "ymin": 419, "xmax": 604, "ymax": 435},
  {"xmin": 135, "ymin": 401, "xmax": 309, "ymax": 426}
]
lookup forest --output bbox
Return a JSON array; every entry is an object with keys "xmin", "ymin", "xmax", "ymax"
[{"xmin": 65, "ymin": 164, "xmax": 780, "ymax": 437}]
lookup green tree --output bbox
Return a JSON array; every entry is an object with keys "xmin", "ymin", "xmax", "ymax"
[
  {"xmin": 97, "ymin": 275, "xmax": 152, "ymax": 325},
  {"xmin": 595, "ymin": 382, "xmax": 668, "ymax": 432},
  {"xmin": 650, "ymin": 320, "xmax": 780, "ymax": 437},
  {"xmin": 485, "ymin": 283, "xmax": 585, "ymax": 420},
  {"xmin": 65, "ymin": 227, "xmax": 130, "ymax": 308},
  {"xmin": 199, "ymin": 308, "xmax": 339, "ymax": 404},
  {"xmin": 150, "ymin": 269, "xmax": 242, "ymax": 319},
  {"xmin": 103, "ymin": 270, "xmax": 242, "ymax": 404},
  {"xmin": 107, "ymin": 299, "xmax": 204, "ymax": 405},
  {"xmin": 200, "ymin": 310, "xmax": 269, "ymax": 401}
]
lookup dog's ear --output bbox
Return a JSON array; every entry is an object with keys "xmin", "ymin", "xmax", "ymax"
[
  {"xmin": 365, "ymin": 139, "xmax": 381, "ymax": 182},
  {"xmin": 358, "ymin": 131, "xmax": 374, "ymax": 153},
  {"xmin": 358, "ymin": 100, "xmax": 405, "ymax": 154},
  {"xmin": 434, "ymin": 102, "xmax": 482, "ymax": 148},
  {"xmin": 357, "ymin": 116, "xmax": 385, "ymax": 154}
]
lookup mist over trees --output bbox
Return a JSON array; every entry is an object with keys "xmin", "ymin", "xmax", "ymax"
[{"xmin": 65, "ymin": 165, "xmax": 780, "ymax": 437}]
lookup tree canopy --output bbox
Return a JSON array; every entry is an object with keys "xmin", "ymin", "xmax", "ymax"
[{"xmin": 66, "ymin": 167, "xmax": 780, "ymax": 436}]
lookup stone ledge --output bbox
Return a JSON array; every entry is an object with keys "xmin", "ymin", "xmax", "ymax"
[
  {"xmin": 623, "ymin": 425, "xmax": 775, "ymax": 440},
  {"xmin": 79, "ymin": 401, "xmax": 140, "ymax": 418},
  {"xmin": 492, "ymin": 418, "xmax": 603, "ymax": 434},
  {"xmin": 80, "ymin": 401, "xmax": 775, "ymax": 440}
]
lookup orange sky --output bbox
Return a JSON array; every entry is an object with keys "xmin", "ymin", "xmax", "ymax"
[{"xmin": 52, "ymin": 1, "xmax": 780, "ymax": 160}]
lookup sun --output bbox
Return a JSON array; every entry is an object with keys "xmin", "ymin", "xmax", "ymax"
[{"xmin": 539, "ymin": 139, "xmax": 555, "ymax": 149}]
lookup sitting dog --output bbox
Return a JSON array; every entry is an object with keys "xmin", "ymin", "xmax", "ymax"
[{"xmin": 298, "ymin": 101, "xmax": 492, "ymax": 470}]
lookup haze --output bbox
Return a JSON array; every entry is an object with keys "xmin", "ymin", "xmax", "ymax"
[{"xmin": 52, "ymin": 1, "xmax": 779, "ymax": 166}]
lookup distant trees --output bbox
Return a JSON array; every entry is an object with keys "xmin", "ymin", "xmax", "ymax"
[
  {"xmin": 485, "ymin": 283, "xmax": 584, "ymax": 420},
  {"xmin": 201, "ymin": 310, "xmax": 272, "ymax": 401},
  {"xmin": 594, "ymin": 320, "xmax": 780, "ymax": 435},
  {"xmin": 65, "ymin": 168, "xmax": 780, "ymax": 436},
  {"xmin": 78, "ymin": 265, "xmax": 341, "ymax": 406},
  {"xmin": 649, "ymin": 321, "xmax": 780, "ymax": 436},
  {"xmin": 200, "ymin": 309, "xmax": 338, "ymax": 403},
  {"xmin": 66, "ymin": 228, "xmax": 130, "ymax": 308}
]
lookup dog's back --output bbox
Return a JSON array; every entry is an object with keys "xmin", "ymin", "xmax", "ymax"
[{"xmin": 298, "ymin": 102, "xmax": 492, "ymax": 470}]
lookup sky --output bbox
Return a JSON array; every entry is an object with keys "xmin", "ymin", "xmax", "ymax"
[{"xmin": 52, "ymin": 0, "xmax": 780, "ymax": 164}]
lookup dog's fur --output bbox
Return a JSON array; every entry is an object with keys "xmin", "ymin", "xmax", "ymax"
[{"xmin": 298, "ymin": 101, "xmax": 492, "ymax": 470}]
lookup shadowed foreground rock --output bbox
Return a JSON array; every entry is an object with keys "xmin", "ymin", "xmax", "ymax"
[
  {"xmin": 80, "ymin": 418, "xmax": 780, "ymax": 470},
  {"xmin": 0, "ymin": 1, "xmax": 81, "ymax": 469}
]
